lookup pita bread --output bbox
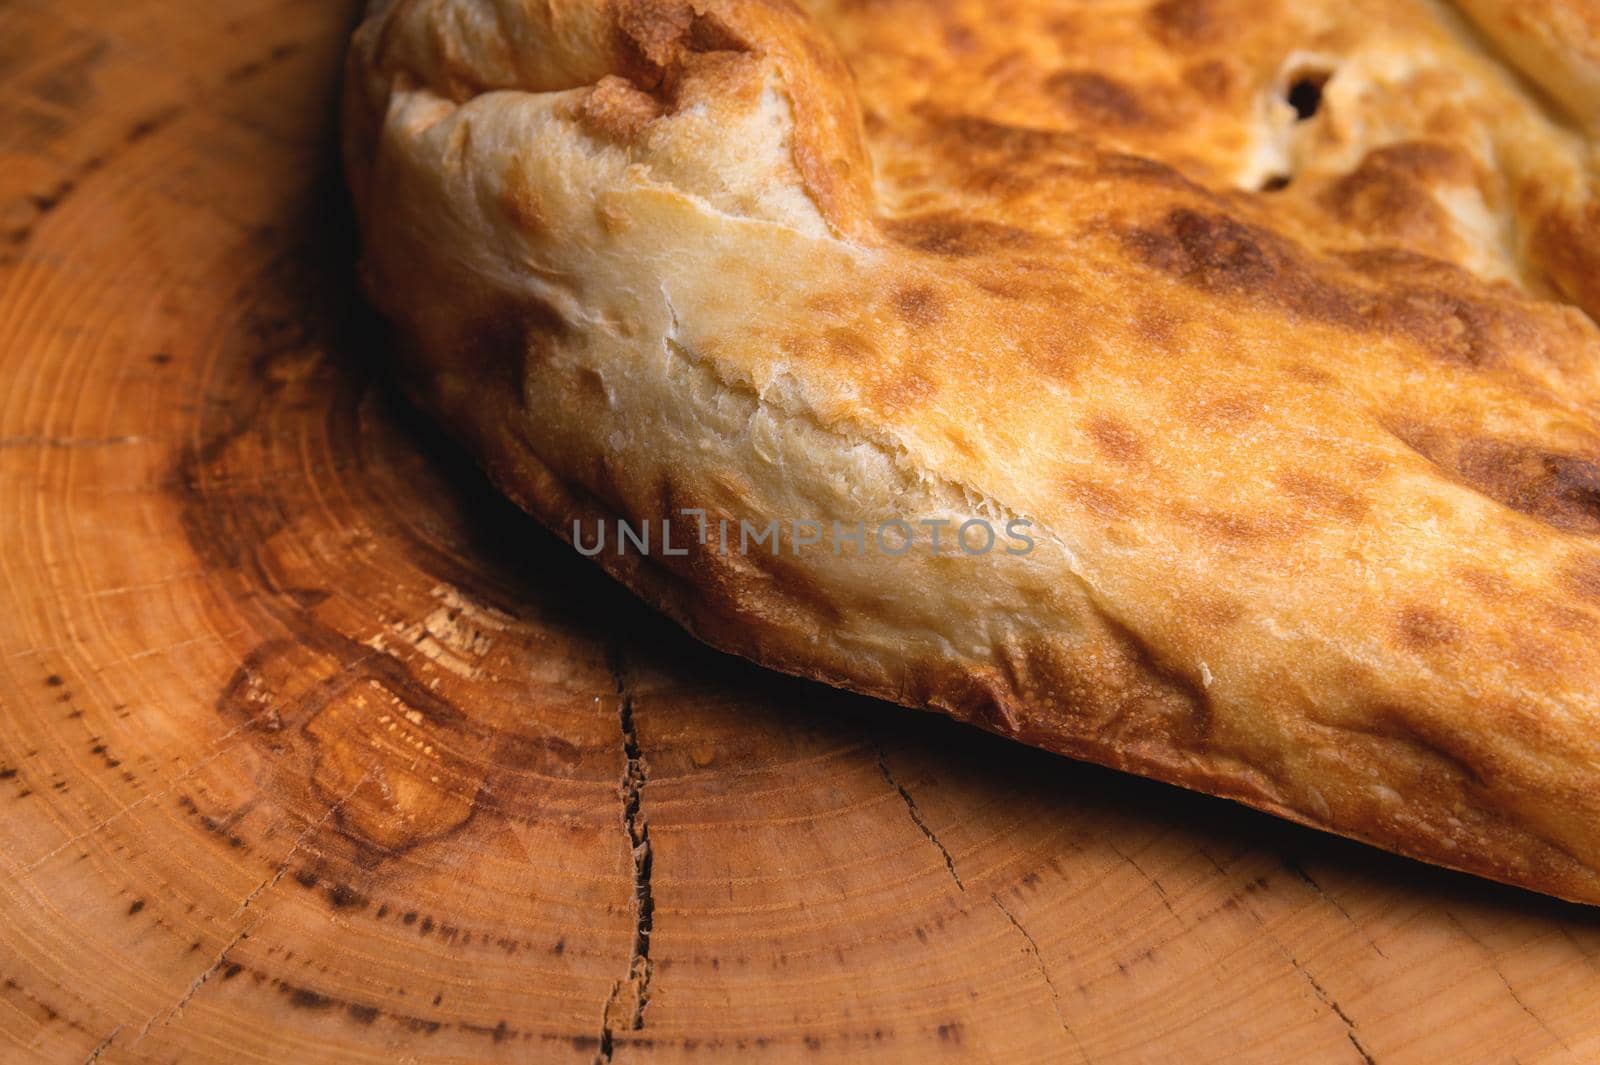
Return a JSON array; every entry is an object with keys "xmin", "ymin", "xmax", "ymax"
[{"xmin": 343, "ymin": 0, "xmax": 1600, "ymax": 902}]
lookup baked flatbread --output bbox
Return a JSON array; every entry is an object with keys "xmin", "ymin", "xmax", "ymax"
[{"xmin": 343, "ymin": 0, "xmax": 1600, "ymax": 902}]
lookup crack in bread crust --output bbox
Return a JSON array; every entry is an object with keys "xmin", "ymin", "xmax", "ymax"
[{"xmin": 346, "ymin": 0, "xmax": 1600, "ymax": 903}]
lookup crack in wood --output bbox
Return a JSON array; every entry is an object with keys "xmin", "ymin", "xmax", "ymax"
[
  {"xmin": 1300, "ymin": 969, "xmax": 1379, "ymax": 1065},
  {"xmin": 1227, "ymin": 874, "xmax": 1380, "ymax": 1065},
  {"xmin": 20, "ymin": 721, "xmax": 254, "ymax": 875},
  {"xmin": 232, "ymin": 770, "xmax": 371, "ymax": 918},
  {"xmin": 1446, "ymin": 912, "xmax": 1573, "ymax": 1054},
  {"xmin": 877, "ymin": 746, "xmax": 964, "ymax": 891},
  {"xmin": 1281, "ymin": 855, "xmax": 1389, "ymax": 959},
  {"xmin": 1105, "ymin": 839, "xmax": 1180, "ymax": 922},
  {"xmin": 595, "ymin": 645, "xmax": 654, "ymax": 1064},
  {"xmin": 991, "ymin": 893, "xmax": 1091, "ymax": 1062},
  {"xmin": 135, "ymin": 922, "xmax": 260, "ymax": 1045},
  {"xmin": 82, "ymin": 1025, "xmax": 120, "ymax": 1065},
  {"xmin": 131, "ymin": 771, "xmax": 375, "ymax": 1047}
]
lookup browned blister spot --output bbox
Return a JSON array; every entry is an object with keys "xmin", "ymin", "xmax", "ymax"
[
  {"xmin": 499, "ymin": 156, "xmax": 549, "ymax": 233},
  {"xmin": 1321, "ymin": 145, "xmax": 1463, "ymax": 252},
  {"xmin": 1458, "ymin": 566, "xmax": 1514, "ymax": 600},
  {"xmin": 1047, "ymin": 70, "xmax": 1152, "ymax": 127},
  {"xmin": 1286, "ymin": 361, "xmax": 1336, "ymax": 386},
  {"xmin": 1133, "ymin": 304, "xmax": 1179, "ymax": 348},
  {"xmin": 1393, "ymin": 605, "xmax": 1460, "ymax": 650},
  {"xmin": 1561, "ymin": 555, "xmax": 1600, "ymax": 602},
  {"xmin": 1186, "ymin": 393, "xmax": 1258, "ymax": 429},
  {"xmin": 1391, "ymin": 424, "xmax": 1600, "ymax": 534},
  {"xmin": 1061, "ymin": 477, "xmax": 1128, "ymax": 519},
  {"xmin": 1274, "ymin": 469, "xmax": 1368, "ymax": 520},
  {"xmin": 882, "ymin": 213, "xmax": 1034, "ymax": 257},
  {"xmin": 1529, "ymin": 195, "xmax": 1600, "ymax": 320},
  {"xmin": 822, "ymin": 324, "xmax": 876, "ymax": 361},
  {"xmin": 926, "ymin": 113, "xmax": 1090, "ymax": 161},
  {"xmin": 869, "ymin": 368, "xmax": 938, "ymax": 412},
  {"xmin": 1095, "ymin": 151, "xmax": 1210, "ymax": 193},
  {"xmin": 1183, "ymin": 58, "xmax": 1238, "ymax": 102},
  {"xmin": 1085, "ymin": 414, "xmax": 1147, "ymax": 466},
  {"xmin": 1367, "ymin": 285, "xmax": 1523, "ymax": 368},
  {"xmin": 1536, "ymin": 600, "xmax": 1598, "ymax": 635},
  {"xmin": 1145, "ymin": 0, "xmax": 1225, "ymax": 47},
  {"xmin": 1125, "ymin": 208, "xmax": 1357, "ymax": 325},
  {"xmin": 1191, "ymin": 594, "xmax": 1246, "ymax": 626},
  {"xmin": 1454, "ymin": 440, "xmax": 1600, "ymax": 534},
  {"xmin": 1173, "ymin": 503, "xmax": 1302, "ymax": 544},
  {"xmin": 892, "ymin": 283, "xmax": 944, "ymax": 326}
]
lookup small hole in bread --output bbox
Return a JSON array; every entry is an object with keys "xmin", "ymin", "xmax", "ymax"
[
  {"xmin": 1286, "ymin": 71, "xmax": 1330, "ymax": 120},
  {"xmin": 1259, "ymin": 173, "xmax": 1292, "ymax": 192}
]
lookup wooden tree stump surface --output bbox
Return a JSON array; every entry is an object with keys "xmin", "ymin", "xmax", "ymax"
[{"xmin": 4, "ymin": 2, "xmax": 1600, "ymax": 1062}]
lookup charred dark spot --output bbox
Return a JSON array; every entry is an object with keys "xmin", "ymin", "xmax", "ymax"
[
  {"xmin": 149, "ymin": 352, "xmax": 172, "ymax": 365},
  {"xmin": 45, "ymin": 674, "xmax": 64, "ymax": 687},
  {"xmin": 1047, "ymin": 70, "xmax": 1149, "ymax": 126},
  {"xmin": 883, "ymin": 213, "xmax": 1032, "ymax": 257},
  {"xmin": 294, "ymin": 868, "xmax": 318, "ymax": 889},
  {"xmin": 222, "ymin": 963, "xmax": 244, "ymax": 981},
  {"xmin": 127, "ymin": 899, "xmax": 145, "ymax": 916},
  {"xmin": 1393, "ymin": 606, "xmax": 1459, "ymax": 650},
  {"xmin": 0, "ymin": 768, "xmax": 14, "ymax": 781}
]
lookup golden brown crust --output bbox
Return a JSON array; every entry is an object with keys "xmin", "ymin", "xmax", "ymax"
[{"xmin": 345, "ymin": 0, "xmax": 1600, "ymax": 903}]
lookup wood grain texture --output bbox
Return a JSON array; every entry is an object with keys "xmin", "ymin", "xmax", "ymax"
[{"xmin": 2, "ymin": 1, "xmax": 1600, "ymax": 1062}]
